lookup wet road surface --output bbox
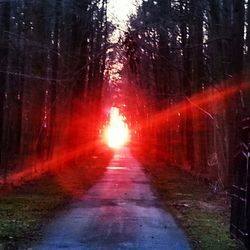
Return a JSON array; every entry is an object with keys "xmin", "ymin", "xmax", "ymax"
[{"xmin": 34, "ymin": 148, "xmax": 190, "ymax": 250}]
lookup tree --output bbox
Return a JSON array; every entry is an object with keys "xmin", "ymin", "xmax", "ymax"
[
  {"xmin": 0, "ymin": 0, "xmax": 110, "ymax": 180},
  {"xmin": 124, "ymin": 0, "xmax": 249, "ymax": 187}
]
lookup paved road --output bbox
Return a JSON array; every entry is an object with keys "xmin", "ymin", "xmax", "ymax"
[{"xmin": 34, "ymin": 148, "xmax": 190, "ymax": 250}]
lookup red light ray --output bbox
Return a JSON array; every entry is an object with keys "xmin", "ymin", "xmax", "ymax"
[
  {"xmin": 139, "ymin": 82, "xmax": 250, "ymax": 130},
  {"xmin": 0, "ymin": 141, "xmax": 95, "ymax": 183},
  {"xmin": 130, "ymin": 80, "xmax": 250, "ymax": 165},
  {"xmin": 0, "ymin": 93, "xmax": 112, "ymax": 197},
  {"xmin": 1, "ymin": 79, "xmax": 249, "ymax": 194}
]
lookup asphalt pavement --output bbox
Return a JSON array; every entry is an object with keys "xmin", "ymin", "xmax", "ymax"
[{"xmin": 33, "ymin": 148, "xmax": 190, "ymax": 250}]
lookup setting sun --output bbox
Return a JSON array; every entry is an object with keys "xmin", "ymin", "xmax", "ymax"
[{"xmin": 105, "ymin": 107, "xmax": 129, "ymax": 149}]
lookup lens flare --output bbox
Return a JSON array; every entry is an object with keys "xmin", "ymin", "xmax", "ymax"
[{"xmin": 105, "ymin": 107, "xmax": 129, "ymax": 149}]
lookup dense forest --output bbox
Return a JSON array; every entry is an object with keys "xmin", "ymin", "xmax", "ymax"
[
  {"xmin": 0, "ymin": 0, "xmax": 249, "ymax": 190},
  {"xmin": 0, "ymin": 0, "xmax": 110, "ymax": 182},
  {"xmin": 1, "ymin": 1, "xmax": 250, "ymax": 249},
  {"xmin": 119, "ymin": 0, "xmax": 250, "ymax": 188}
]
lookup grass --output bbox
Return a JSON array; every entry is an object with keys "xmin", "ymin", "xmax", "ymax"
[
  {"xmin": 0, "ymin": 174, "xmax": 68, "ymax": 249},
  {"xmin": 136, "ymin": 156, "xmax": 244, "ymax": 250},
  {"xmin": 0, "ymin": 148, "xmax": 113, "ymax": 249}
]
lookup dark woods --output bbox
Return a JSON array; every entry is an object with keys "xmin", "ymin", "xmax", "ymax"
[
  {"xmin": 0, "ymin": 0, "xmax": 110, "ymax": 181},
  {"xmin": 0, "ymin": 0, "xmax": 250, "ymax": 190},
  {"xmin": 124, "ymin": 0, "xmax": 250, "ymax": 188}
]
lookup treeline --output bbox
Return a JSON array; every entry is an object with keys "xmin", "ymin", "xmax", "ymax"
[
  {"xmin": 0, "ymin": 0, "xmax": 109, "ymax": 180},
  {"xmin": 126, "ymin": 0, "xmax": 250, "ymax": 188}
]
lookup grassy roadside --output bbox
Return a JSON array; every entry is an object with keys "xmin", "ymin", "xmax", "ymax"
[
  {"xmin": 0, "ymin": 174, "xmax": 69, "ymax": 249},
  {"xmin": 139, "ymin": 159, "xmax": 244, "ymax": 250},
  {"xmin": 0, "ymin": 149, "xmax": 113, "ymax": 249}
]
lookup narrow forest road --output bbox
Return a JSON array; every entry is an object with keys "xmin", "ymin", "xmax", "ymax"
[{"xmin": 34, "ymin": 148, "xmax": 190, "ymax": 250}]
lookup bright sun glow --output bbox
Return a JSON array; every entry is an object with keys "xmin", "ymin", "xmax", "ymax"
[{"xmin": 105, "ymin": 107, "xmax": 129, "ymax": 149}]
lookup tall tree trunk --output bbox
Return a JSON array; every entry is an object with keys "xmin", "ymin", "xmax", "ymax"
[
  {"xmin": 180, "ymin": 0, "xmax": 195, "ymax": 169},
  {"xmin": 225, "ymin": 0, "xmax": 245, "ymax": 186},
  {"xmin": 0, "ymin": 2, "xmax": 10, "ymax": 178}
]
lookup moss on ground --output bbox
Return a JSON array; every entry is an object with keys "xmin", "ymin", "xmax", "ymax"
[
  {"xmin": 0, "ymin": 148, "xmax": 113, "ymax": 249},
  {"xmin": 141, "ymin": 161, "xmax": 244, "ymax": 250},
  {"xmin": 0, "ymin": 175, "xmax": 67, "ymax": 249}
]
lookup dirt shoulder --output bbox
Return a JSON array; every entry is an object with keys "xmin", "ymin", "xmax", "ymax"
[
  {"xmin": 138, "ymin": 159, "xmax": 244, "ymax": 250},
  {"xmin": 0, "ymin": 148, "xmax": 113, "ymax": 249}
]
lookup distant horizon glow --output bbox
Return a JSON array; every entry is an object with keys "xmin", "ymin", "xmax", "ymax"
[
  {"xmin": 107, "ymin": 0, "xmax": 140, "ymax": 38},
  {"xmin": 105, "ymin": 107, "xmax": 130, "ymax": 149}
]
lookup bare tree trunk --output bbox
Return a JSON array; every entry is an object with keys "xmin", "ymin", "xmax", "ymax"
[{"xmin": 0, "ymin": 2, "xmax": 10, "ymax": 179}]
